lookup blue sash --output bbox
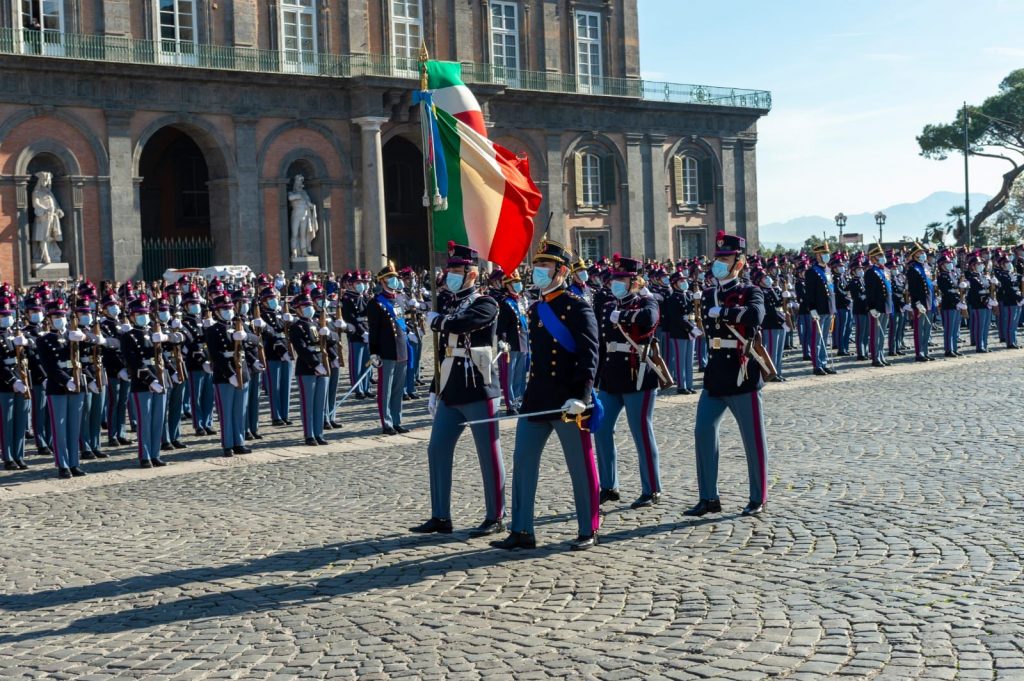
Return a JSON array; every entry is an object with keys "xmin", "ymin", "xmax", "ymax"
[
  {"xmin": 505, "ymin": 298, "xmax": 528, "ymax": 331},
  {"xmin": 375, "ymin": 294, "xmax": 407, "ymax": 333},
  {"xmin": 536, "ymin": 299, "xmax": 604, "ymax": 431}
]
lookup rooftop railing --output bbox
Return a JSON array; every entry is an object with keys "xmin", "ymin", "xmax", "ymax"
[{"xmin": 0, "ymin": 28, "xmax": 771, "ymax": 111}]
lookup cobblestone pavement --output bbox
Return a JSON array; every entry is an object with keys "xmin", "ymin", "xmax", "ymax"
[{"xmin": 1, "ymin": 348, "xmax": 1023, "ymax": 680}]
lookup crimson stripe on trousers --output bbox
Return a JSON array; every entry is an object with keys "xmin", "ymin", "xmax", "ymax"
[
  {"xmin": 750, "ymin": 392, "xmax": 768, "ymax": 502},
  {"xmin": 485, "ymin": 398, "xmax": 504, "ymax": 518},
  {"xmin": 578, "ymin": 429, "xmax": 601, "ymax": 534},
  {"xmin": 639, "ymin": 389, "xmax": 658, "ymax": 493}
]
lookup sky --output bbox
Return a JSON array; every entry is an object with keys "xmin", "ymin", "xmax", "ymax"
[{"xmin": 637, "ymin": 0, "xmax": 1024, "ymax": 225}]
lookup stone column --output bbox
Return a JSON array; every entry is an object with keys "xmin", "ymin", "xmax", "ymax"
[
  {"xmin": 234, "ymin": 117, "xmax": 263, "ymax": 270},
  {"xmin": 544, "ymin": 133, "xmax": 566, "ymax": 246},
  {"xmin": 741, "ymin": 138, "xmax": 759, "ymax": 251},
  {"xmin": 624, "ymin": 133, "xmax": 645, "ymax": 258},
  {"xmin": 541, "ymin": 1, "xmax": 561, "ymax": 73},
  {"xmin": 353, "ymin": 116, "xmax": 389, "ymax": 270},
  {"xmin": 105, "ymin": 110, "xmax": 141, "ymax": 281},
  {"xmin": 647, "ymin": 134, "xmax": 669, "ymax": 260},
  {"xmin": 720, "ymin": 137, "xmax": 738, "ymax": 238}
]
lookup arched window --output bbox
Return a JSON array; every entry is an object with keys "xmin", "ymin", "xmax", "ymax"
[
  {"xmin": 574, "ymin": 149, "xmax": 616, "ymax": 210},
  {"xmin": 673, "ymin": 154, "xmax": 714, "ymax": 209}
]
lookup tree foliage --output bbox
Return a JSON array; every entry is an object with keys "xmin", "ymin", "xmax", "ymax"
[{"xmin": 918, "ymin": 69, "xmax": 1024, "ymax": 240}]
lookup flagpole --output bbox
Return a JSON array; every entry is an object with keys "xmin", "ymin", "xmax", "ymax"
[{"xmin": 419, "ymin": 44, "xmax": 441, "ymax": 382}]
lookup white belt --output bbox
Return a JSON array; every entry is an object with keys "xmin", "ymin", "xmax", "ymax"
[
  {"xmin": 222, "ymin": 351, "xmax": 235, "ymax": 357},
  {"xmin": 708, "ymin": 338, "xmax": 739, "ymax": 350},
  {"xmin": 605, "ymin": 342, "xmax": 635, "ymax": 353},
  {"xmin": 142, "ymin": 359, "xmax": 154, "ymax": 366},
  {"xmin": 446, "ymin": 347, "xmax": 471, "ymax": 358},
  {"xmin": 57, "ymin": 360, "xmax": 73, "ymax": 368}
]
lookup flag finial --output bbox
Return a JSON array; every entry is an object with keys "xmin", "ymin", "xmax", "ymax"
[{"xmin": 418, "ymin": 44, "xmax": 430, "ymax": 91}]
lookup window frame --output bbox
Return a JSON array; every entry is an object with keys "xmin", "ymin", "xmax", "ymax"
[
  {"xmin": 675, "ymin": 226, "xmax": 707, "ymax": 260},
  {"xmin": 580, "ymin": 151, "xmax": 602, "ymax": 209},
  {"xmin": 279, "ymin": 0, "xmax": 318, "ymax": 75},
  {"xmin": 19, "ymin": 0, "xmax": 65, "ymax": 56},
  {"xmin": 574, "ymin": 9, "xmax": 603, "ymax": 95},
  {"xmin": 683, "ymin": 156, "xmax": 699, "ymax": 206},
  {"xmin": 576, "ymin": 228, "xmax": 610, "ymax": 263},
  {"xmin": 391, "ymin": 0, "xmax": 424, "ymax": 73},
  {"xmin": 155, "ymin": 0, "xmax": 198, "ymax": 65},
  {"xmin": 490, "ymin": 1, "xmax": 520, "ymax": 87}
]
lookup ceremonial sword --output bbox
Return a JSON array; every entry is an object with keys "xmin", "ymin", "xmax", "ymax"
[{"xmin": 336, "ymin": 363, "xmax": 376, "ymax": 405}]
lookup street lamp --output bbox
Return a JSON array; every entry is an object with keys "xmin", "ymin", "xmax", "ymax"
[
  {"xmin": 874, "ymin": 211, "xmax": 887, "ymax": 245},
  {"xmin": 834, "ymin": 212, "xmax": 847, "ymax": 248}
]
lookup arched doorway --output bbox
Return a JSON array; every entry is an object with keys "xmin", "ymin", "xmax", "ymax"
[
  {"xmin": 138, "ymin": 126, "xmax": 217, "ymax": 278},
  {"xmin": 382, "ymin": 136, "xmax": 428, "ymax": 269}
]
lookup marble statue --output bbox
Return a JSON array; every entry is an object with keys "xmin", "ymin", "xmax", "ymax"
[
  {"xmin": 31, "ymin": 171, "xmax": 64, "ymax": 266},
  {"xmin": 288, "ymin": 174, "xmax": 318, "ymax": 259}
]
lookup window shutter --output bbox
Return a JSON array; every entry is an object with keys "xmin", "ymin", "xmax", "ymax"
[
  {"xmin": 673, "ymin": 156, "xmax": 684, "ymax": 207},
  {"xmin": 574, "ymin": 152, "xmax": 584, "ymax": 208},
  {"xmin": 698, "ymin": 159, "xmax": 714, "ymax": 205},
  {"xmin": 600, "ymin": 154, "xmax": 616, "ymax": 205}
]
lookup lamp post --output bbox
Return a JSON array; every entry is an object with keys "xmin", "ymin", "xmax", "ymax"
[
  {"xmin": 874, "ymin": 211, "xmax": 887, "ymax": 245},
  {"xmin": 834, "ymin": 212, "xmax": 847, "ymax": 249}
]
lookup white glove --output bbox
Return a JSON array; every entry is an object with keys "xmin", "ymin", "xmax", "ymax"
[
  {"xmin": 67, "ymin": 329, "xmax": 86, "ymax": 342},
  {"xmin": 332, "ymin": 318, "xmax": 346, "ymax": 329},
  {"xmin": 915, "ymin": 303, "xmax": 927, "ymax": 314},
  {"xmin": 66, "ymin": 379, "xmax": 77, "ymax": 392},
  {"xmin": 870, "ymin": 310, "xmax": 881, "ymax": 319},
  {"xmin": 118, "ymin": 368, "xmax": 130, "ymax": 381},
  {"xmin": 202, "ymin": 317, "xmax": 214, "ymax": 328},
  {"xmin": 168, "ymin": 332, "xmax": 183, "ymax": 344},
  {"xmin": 169, "ymin": 318, "xmax": 183, "ymax": 329},
  {"xmin": 231, "ymin": 330, "xmax": 247, "ymax": 341},
  {"xmin": 639, "ymin": 287, "xmax": 654, "ymax": 298},
  {"xmin": 346, "ymin": 323, "xmax": 355, "ymax": 333},
  {"xmin": 282, "ymin": 313, "xmax": 295, "ymax": 323},
  {"xmin": 229, "ymin": 374, "xmax": 241, "ymax": 388},
  {"xmin": 171, "ymin": 372, "xmax": 183, "ymax": 385},
  {"xmin": 88, "ymin": 380, "xmax": 100, "ymax": 394},
  {"xmin": 782, "ymin": 290, "xmax": 793, "ymax": 299},
  {"xmin": 691, "ymin": 328, "xmax": 703, "ymax": 339},
  {"xmin": 331, "ymin": 359, "xmax": 340, "ymax": 369},
  {"xmin": 708, "ymin": 306, "xmax": 722, "ymax": 319},
  {"xmin": 426, "ymin": 311, "xmax": 440, "ymax": 327},
  {"xmin": 987, "ymin": 299, "xmax": 998, "ymax": 308},
  {"xmin": 253, "ymin": 360, "xmax": 266, "ymax": 372},
  {"xmin": 561, "ymin": 399, "xmax": 587, "ymax": 416},
  {"xmin": 428, "ymin": 393, "xmax": 437, "ymax": 417},
  {"xmin": 315, "ymin": 364, "xmax": 328, "ymax": 376},
  {"xmin": 202, "ymin": 361, "xmax": 213, "ymax": 374},
  {"xmin": 117, "ymin": 323, "xmax": 131, "ymax": 333},
  {"xmin": 362, "ymin": 332, "xmax": 370, "ymax": 344},
  {"xmin": 252, "ymin": 318, "xmax": 266, "ymax": 330},
  {"xmin": 609, "ymin": 310, "xmax": 621, "ymax": 323},
  {"xmin": 88, "ymin": 332, "xmax": 107, "ymax": 346},
  {"xmin": 810, "ymin": 310, "xmax": 820, "ymax": 320},
  {"xmin": 149, "ymin": 381, "xmax": 164, "ymax": 394},
  {"xmin": 902, "ymin": 303, "xmax": 912, "ymax": 312},
  {"xmin": 13, "ymin": 379, "xmax": 26, "ymax": 394},
  {"xmin": 958, "ymin": 281, "xmax": 969, "ymax": 290},
  {"xmin": 318, "ymin": 326, "xmax": 331, "ymax": 337},
  {"xmin": 369, "ymin": 354, "xmax": 382, "ymax": 367},
  {"xmin": 151, "ymin": 332, "xmax": 168, "ymax": 343},
  {"xmin": 956, "ymin": 302, "xmax": 968, "ymax": 311},
  {"xmin": 12, "ymin": 335, "xmax": 27, "ymax": 347}
]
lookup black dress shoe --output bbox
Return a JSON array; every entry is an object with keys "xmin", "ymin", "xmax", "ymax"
[
  {"xmin": 925, "ymin": 356, "xmax": 935, "ymax": 361},
  {"xmin": 813, "ymin": 368, "xmax": 828, "ymax": 376},
  {"xmin": 305, "ymin": 438, "xmax": 318, "ymax": 447},
  {"xmin": 945, "ymin": 351, "xmax": 956, "ymax": 357},
  {"xmin": 468, "ymin": 519, "xmax": 505, "ymax": 538},
  {"xmin": 222, "ymin": 449, "xmax": 234, "ymax": 457},
  {"xmin": 871, "ymin": 361, "xmax": 885, "ymax": 367},
  {"xmin": 915, "ymin": 356, "xmax": 928, "ymax": 362},
  {"xmin": 314, "ymin": 437, "xmax": 328, "ymax": 446},
  {"xmin": 836, "ymin": 351, "xmax": 851, "ymax": 356},
  {"xmin": 570, "ymin": 534, "xmax": 598, "ymax": 551},
  {"xmin": 491, "ymin": 531, "xmax": 536, "ymax": 550},
  {"xmin": 777, "ymin": 376, "xmax": 787, "ymax": 382},
  {"xmin": 630, "ymin": 492, "xmax": 662, "ymax": 509},
  {"xmin": 58, "ymin": 467, "xmax": 72, "ymax": 479},
  {"xmin": 742, "ymin": 501, "xmax": 765, "ymax": 517},
  {"xmin": 171, "ymin": 440, "xmax": 188, "ymax": 449},
  {"xmin": 382, "ymin": 426, "xmax": 398, "ymax": 436},
  {"xmin": 81, "ymin": 451, "xmax": 96, "ymax": 460},
  {"xmin": 272, "ymin": 419, "xmax": 285, "ymax": 426},
  {"xmin": 251, "ymin": 432, "xmax": 264, "ymax": 440},
  {"xmin": 856, "ymin": 355, "xmax": 867, "ymax": 361},
  {"xmin": 233, "ymin": 446, "xmax": 253, "ymax": 454},
  {"xmin": 38, "ymin": 446, "xmax": 53, "ymax": 457},
  {"xmin": 328, "ymin": 421, "xmax": 341, "ymax": 429},
  {"xmin": 93, "ymin": 450, "xmax": 108, "ymax": 458},
  {"xmin": 402, "ymin": 394, "xmax": 411, "ymax": 401},
  {"xmin": 882, "ymin": 360, "xmax": 892, "ymax": 366},
  {"xmin": 139, "ymin": 460, "xmax": 153, "ymax": 468},
  {"xmin": 395, "ymin": 425, "xmax": 411, "ymax": 434},
  {"xmin": 16, "ymin": 460, "xmax": 28, "ymax": 470},
  {"xmin": 203, "ymin": 427, "xmax": 217, "ymax": 436},
  {"xmin": 599, "ymin": 488, "xmax": 621, "ymax": 504},
  {"xmin": 4, "ymin": 461, "xmax": 17, "ymax": 471},
  {"xmin": 506, "ymin": 407, "xmax": 520, "ymax": 416},
  {"xmin": 823, "ymin": 367, "xmax": 837, "ymax": 375},
  {"xmin": 354, "ymin": 392, "xmax": 366, "ymax": 400},
  {"xmin": 283, "ymin": 419, "xmax": 292, "ymax": 426},
  {"xmin": 407, "ymin": 393, "xmax": 421, "ymax": 400},
  {"xmin": 161, "ymin": 442, "xmax": 173, "ymax": 451},
  {"xmin": 183, "ymin": 411, "xmax": 192, "ymax": 419},
  {"xmin": 410, "ymin": 517, "xmax": 454, "ymax": 534},
  {"xmin": 116, "ymin": 436, "xmax": 134, "ymax": 446},
  {"xmin": 323, "ymin": 421, "xmax": 334, "ymax": 430},
  {"xmin": 150, "ymin": 459, "xmax": 167, "ymax": 467},
  {"xmin": 683, "ymin": 499, "xmax": 722, "ymax": 517}
]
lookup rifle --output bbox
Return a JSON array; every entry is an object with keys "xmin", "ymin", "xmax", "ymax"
[
  {"xmin": 250, "ymin": 299, "xmax": 269, "ymax": 368},
  {"xmin": 69, "ymin": 292, "xmax": 82, "ymax": 392},
  {"xmin": 170, "ymin": 311, "xmax": 186, "ymax": 381},
  {"xmin": 232, "ymin": 314, "xmax": 244, "ymax": 385},
  {"xmin": 152, "ymin": 317, "xmax": 165, "ymax": 383},
  {"xmin": 318, "ymin": 294, "xmax": 331, "ymax": 374}
]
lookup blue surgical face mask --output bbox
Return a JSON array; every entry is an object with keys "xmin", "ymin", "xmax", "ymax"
[
  {"xmin": 267, "ymin": 298, "xmax": 279, "ymax": 310},
  {"xmin": 0, "ymin": 316, "xmax": 12, "ymax": 329},
  {"xmin": 661, "ymin": 276, "xmax": 671, "ymax": 286},
  {"xmin": 219, "ymin": 309, "xmax": 234, "ymax": 322},
  {"xmin": 976, "ymin": 264, "xmax": 985, "ymax": 273},
  {"xmin": 916, "ymin": 253, "xmax": 927, "ymax": 263},
  {"xmin": 239, "ymin": 302, "xmax": 250, "ymax": 315},
  {"xmin": 274, "ymin": 278, "xmax": 285, "ymax": 289},
  {"xmin": 446, "ymin": 272, "xmax": 465, "ymax": 292},
  {"xmin": 396, "ymin": 279, "xmax": 405, "ymax": 291},
  {"xmin": 51, "ymin": 317, "xmax": 67, "ymax": 332},
  {"xmin": 385, "ymin": 276, "xmax": 400, "ymax": 290},
  {"xmin": 1008, "ymin": 254, "xmax": 1016, "ymax": 263},
  {"xmin": 837, "ymin": 266, "xmax": 847, "ymax": 275},
  {"xmin": 134, "ymin": 314, "xmax": 149, "ymax": 328},
  {"xmin": 511, "ymin": 282, "xmax": 523, "ymax": 293},
  {"xmin": 677, "ymin": 281, "xmax": 690, "ymax": 292},
  {"xmin": 355, "ymin": 283, "xmax": 367, "ymax": 294},
  {"xmin": 577, "ymin": 270, "xmax": 589, "ymax": 283},
  {"xmin": 79, "ymin": 313, "xmax": 93, "ymax": 326},
  {"xmin": 944, "ymin": 262, "xmax": 954, "ymax": 271},
  {"xmin": 762, "ymin": 276, "xmax": 774, "ymax": 287},
  {"xmin": 158, "ymin": 310, "xmax": 171, "ymax": 323},
  {"xmin": 712, "ymin": 260, "xmax": 731, "ymax": 280},
  {"xmin": 876, "ymin": 256, "xmax": 887, "ymax": 266},
  {"xmin": 106, "ymin": 305, "xmax": 120, "ymax": 318},
  {"xmin": 29, "ymin": 312, "xmax": 42, "ymax": 324},
  {"xmin": 532, "ymin": 265, "xmax": 553, "ymax": 289},
  {"xmin": 300, "ymin": 306, "xmax": 316, "ymax": 319},
  {"xmin": 187, "ymin": 303, "xmax": 201, "ymax": 315},
  {"xmin": 610, "ymin": 280, "xmax": 630, "ymax": 299}
]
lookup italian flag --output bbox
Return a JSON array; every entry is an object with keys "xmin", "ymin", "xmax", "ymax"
[
  {"xmin": 426, "ymin": 60, "xmax": 487, "ymax": 137},
  {"xmin": 422, "ymin": 62, "xmax": 541, "ymax": 274}
]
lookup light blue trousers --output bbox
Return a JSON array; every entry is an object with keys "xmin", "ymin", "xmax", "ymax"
[
  {"xmin": 694, "ymin": 389, "xmax": 769, "ymax": 505},
  {"xmin": 264, "ymin": 360, "xmax": 293, "ymax": 421},
  {"xmin": 297, "ymin": 374, "xmax": 328, "ymax": 439},
  {"xmin": 668, "ymin": 337, "xmax": 694, "ymax": 389},
  {"xmin": 376, "ymin": 360, "xmax": 407, "ymax": 429},
  {"xmin": 188, "ymin": 370, "xmax": 214, "ymax": 430},
  {"xmin": 131, "ymin": 390, "xmax": 167, "ymax": 462},
  {"xmin": 213, "ymin": 382, "xmax": 246, "ymax": 449},
  {"xmin": 48, "ymin": 392, "xmax": 84, "ymax": 470},
  {"xmin": 0, "ymin": 392, "xmax": 28, "ymax": 463},
  {"xmin": 594, "ymin": 389, "xmax": 661, "ymax": 496}
]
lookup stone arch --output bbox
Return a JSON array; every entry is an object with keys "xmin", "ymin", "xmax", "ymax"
[
  {"xmin": 562, "ymin": 132, "xmax": 627, "ymax": 210},
  {"xmin": 14, "ymin": 139, "xmax": 82, "ymax": 177},
  {"xmin": 0, "ymin": 106, "xmax": 108, "ymax": 176},
  {"xmin": 257, "ymin": 119, "xmax": 349, "ymax": 183},
  {"xmin": 133, "ymin": 114, "xmax": 234, "ymax": 180}
]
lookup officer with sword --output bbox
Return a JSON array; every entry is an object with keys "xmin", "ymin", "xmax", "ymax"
[{"xmin": 805, "ymin": 243, "xmax": 838, "ymax": 376}]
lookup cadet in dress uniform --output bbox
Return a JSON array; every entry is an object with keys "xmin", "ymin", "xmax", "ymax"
[
  {"xmin": 180, "ymin": 287, "xmax": 216, "ymax": 435},
  {"xmin": 257, "ymin": 286, "xmax": 293, "ymax": 425},
  {"xmin": 831, "ymin": 254, "xmax": 853, "ymax": 356},
  {"xmin": 234, "ymin": 288, "xmax": 266, "ymax": 440},
  {"xmin": 864, "ymin": 245, "xmax": 894, "ymax": 367},
  {"xmin": 97, "ymin": 292, "xmax": 131, "ymax": 448},
  {"xmin": 966, "ymin": 254, "xmax": 995, "ymax": 353},
  {"xmin": 289, "ymin": 293, "xmax": 329, "ymax": 446},
  {"xmin": 23, "ymin": 294, "xmax": 52, "ymax": 456},
  {"xmin": 993, "ymin": 254, "xmax": 1023, "ymax": 348},
  {"xmin": 341, "ymin": 272, "xmax": 373, "ymax": 400},
  {"xmin": 889, "ymin": 256, "xmax": 909, "ymax": 357},
  {"xmin": 367, "ymin": 264, "xmax": 410, "ymax": 435},
  {"xmin": 496, "ymin": 269, "xmax": 529, "ymax": 415},
  {"xmin": 593, "ymin": 257, "xmax": 664, "ymax": 510},
  {"xmin": 804, "ymin": 244, "xmax": 837, "ymax": 376},
  {"xmin": 754, "ymin": 269, "xmax": 787, "ymax": 382},
  {"xmin": 310, "ymin": 287, "xmax": 343, "ymax": 430},
  {"xmin": 936, "ymin": 250, "xmax": 966, "ymax": 357},
  {"xmin": 492, "ymin": 237, "xmax": 602, "ymax": 552},
  {"xmin": 411, "ymin": 244, "xmax": 505, "ymax": 537},
  {"xmin": 683, "ymin": 231, "xmax": 769, "ymax": 518},
  {"xmin": 37, "ymin": 299, "xmax": 88, "ymax": 478},
  {"xmin": 122, "ymin": 295, "xmax": 169, "ymax": 467},
  {"xmin": 662, "ymin": 269, "xmax": 698, "ymax": 394},
  {"xmin": 906, "ymin": 243, "xmax": 937, "ymax": 361},
  {"xmin": 849, "ymin": 257, "xmax": 870, "ymax": 360},
  {"xmin": 156, "ymin": 293, "xmax": 189, "ymax": 451},
  {"xmin": 75, "ymin": 295, "xmax": 109, "ymax": 460},
  {"xmin": 0, "ymin": 297, "xmax": 30, "ymax": 470},
  {"xmin": 567, "ymin": 257, "xmax": 593, "ymax": 305},
  {"xmin": 206, "ymin": 293, "xmax": 254, "ymax": 456}
]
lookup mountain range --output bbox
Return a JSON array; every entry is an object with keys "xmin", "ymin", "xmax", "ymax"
[{"xmin": 760, "ymin": 191, "xmax": 992, "ymax": 249}]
